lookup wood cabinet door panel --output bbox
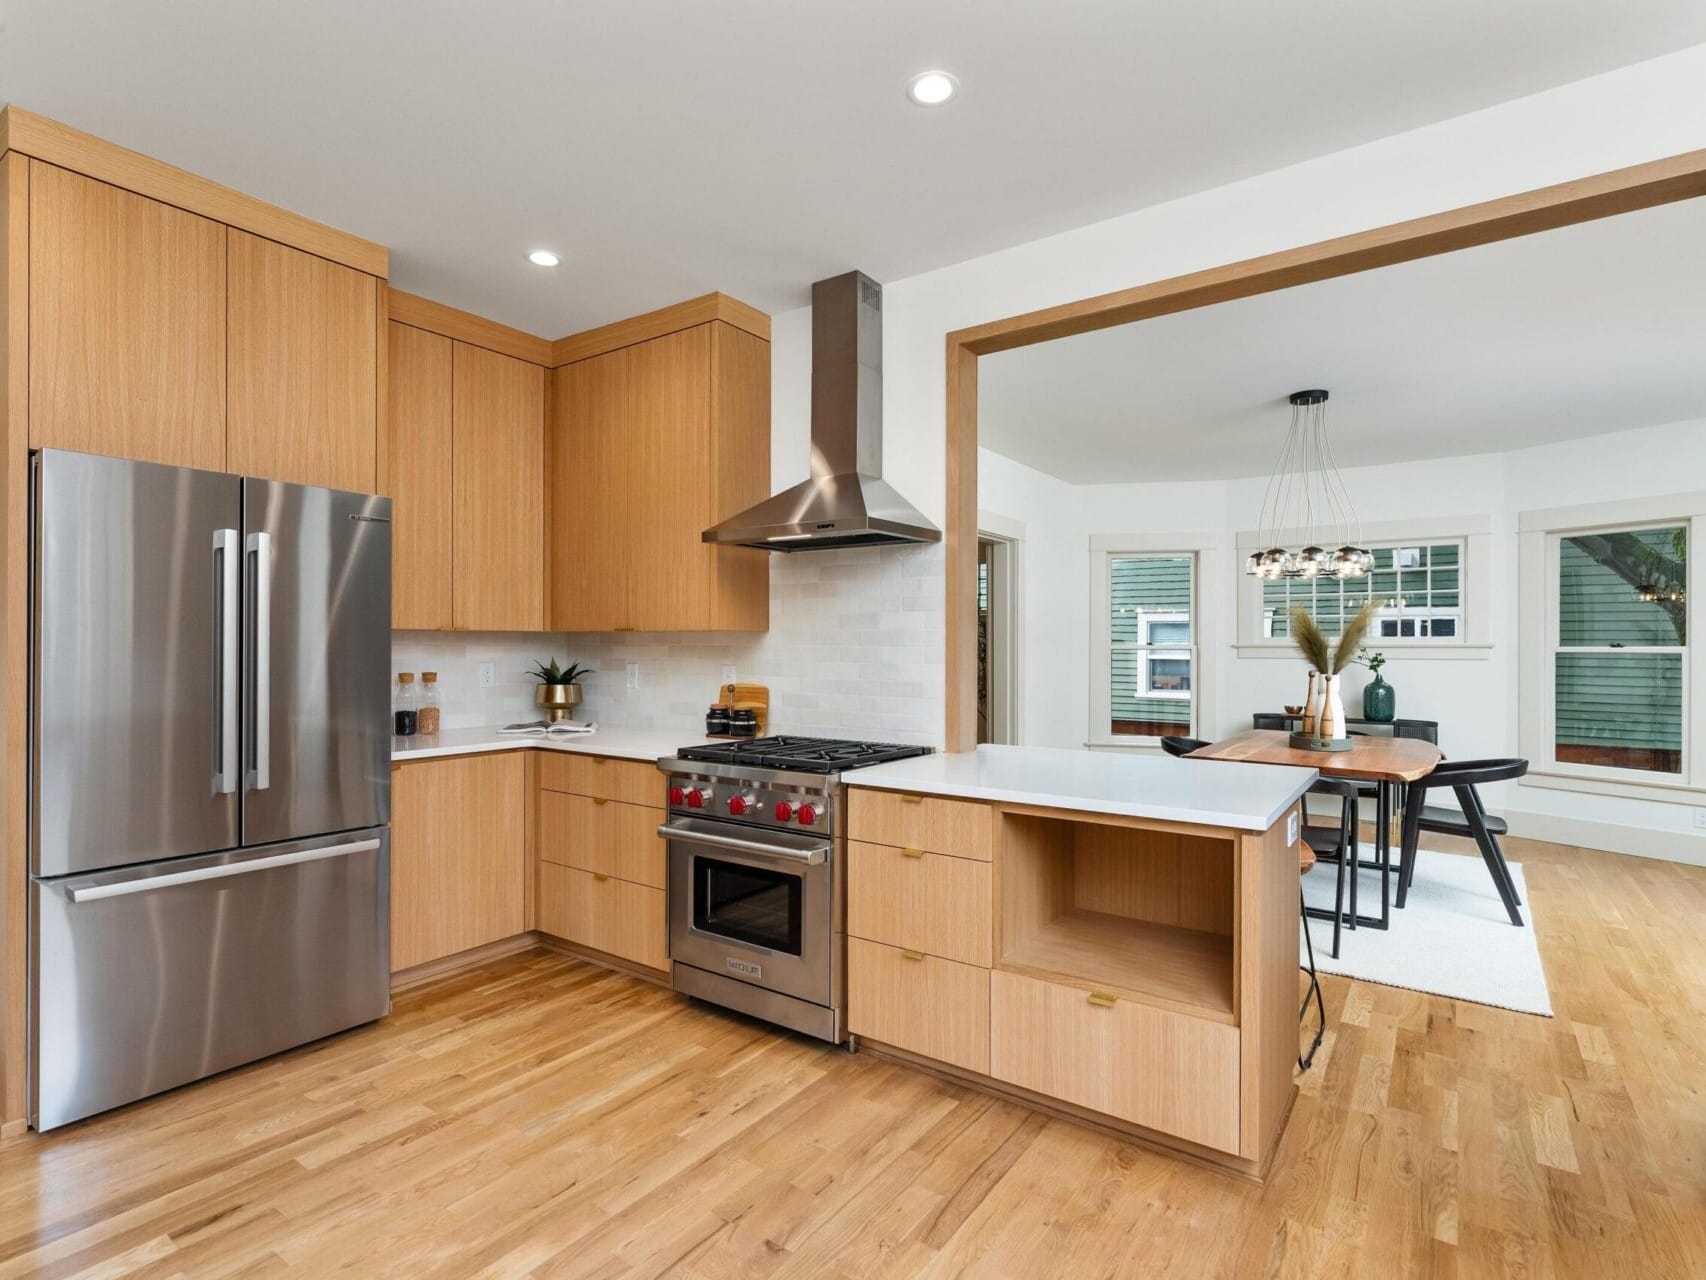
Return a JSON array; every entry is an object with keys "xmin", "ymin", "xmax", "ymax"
[
  {"xmin": 227, "ymin": 229, "xmax": 377, "ymax": 492},
  {"xmin": 538, "ymin": 792, "xmax": 665, "ymax": 888},
  {"xmin": 848, "ymin": 841, "xmax": 991, "ymax": 966},
  {"xmin": 989, "ymin": 970, "xmax": 1240, "ymax": 1154},
  {"xmin": 29, "ymin": 162, "xmax": 226, "ymax": 468},
  {"xmin": 387, "ymin": 322, "xmax": 453, "ymax": 628},
  {"xmin": 390, "ymin": 754, "xmax": 527, "ymax": 971},
  {"xmin": 452, "ymin": 342, "xmax": 543, "ymax": 630},
  {"xmin": 537, "ymin": 863, "xmax": 666, "ymax": 970},
  {"xmin": 847, "ymin": 938, "xmax": 989, "ymax": 1073},
  {"xmin": 537, "ymin": 754, "xmax": 661, "ymax": 807},
  {"xmin": 847, "ymin": 790, "xmax": 993, "ymax": 861}
]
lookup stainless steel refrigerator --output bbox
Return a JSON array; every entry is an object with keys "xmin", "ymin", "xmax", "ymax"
[{"xmin": 29, "ymin": 449, "xmax": 393, "ymax": 1131}]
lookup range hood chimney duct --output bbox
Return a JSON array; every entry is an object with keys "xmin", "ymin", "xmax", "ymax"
[{"xmin": 703, "ymin": 271, "xmax": 941, "ymax": 552}]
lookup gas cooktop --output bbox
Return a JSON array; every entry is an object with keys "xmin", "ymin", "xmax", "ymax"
[{"xmin": 674, "ymin": 735, "xmax": 932, "ymax": 775}]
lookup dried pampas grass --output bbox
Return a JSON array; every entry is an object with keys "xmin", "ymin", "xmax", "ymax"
[{"xmin": 1290, "ymin": 600, "xmax": 1377, "ymax": 674}]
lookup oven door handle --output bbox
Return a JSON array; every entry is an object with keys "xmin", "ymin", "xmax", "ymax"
[{"xmin": 657, "ymin": 824, "xmax": 829, "ymax": 866}]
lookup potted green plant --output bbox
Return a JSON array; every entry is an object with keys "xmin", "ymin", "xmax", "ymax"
[
  {"xmin": 529, "ymin": 658, "xmax": 594, "ymax": 723},
  {"xmin": 1355, "ymin": 647, "xmax": 1395, "ymax": 723},
  {"xmin": 1289, "ymin": 602, "xmax": 1376, "ymax": 749}
]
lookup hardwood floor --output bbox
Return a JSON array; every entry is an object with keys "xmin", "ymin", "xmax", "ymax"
[{"xmin": 1, "ymin": 835, "xmax": 1702, "ymax": 1278}]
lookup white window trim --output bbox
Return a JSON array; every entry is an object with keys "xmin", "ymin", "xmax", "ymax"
[
  {"xmin": 1518, "ymin": 493, "xmax": 1704, "ymax": 803},
  {"xmin": 1088, "ymin": 531, "xmax": 1222, "ymax": 750},
  {"xmin": 1235, "ymin": 514, "xmax": 1493, "ymax": 657}
]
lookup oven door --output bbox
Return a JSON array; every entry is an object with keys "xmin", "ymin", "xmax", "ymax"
[{"xmin": 665, "ymin": 817, "xmax": 832, "ymax": 1006}]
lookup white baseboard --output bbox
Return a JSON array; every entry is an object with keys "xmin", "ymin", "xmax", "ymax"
[{"xmin": 1502, "ymin": 810, "xmax": 1706, "ymax": 867}]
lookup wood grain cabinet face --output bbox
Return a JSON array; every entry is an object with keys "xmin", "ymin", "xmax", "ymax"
[
  {"xmin": 387, "ymin": 322, "xmax": 453, "ymax": 629},
  {"xmin": 539, "ymin": 792, "xmax": 665, "ymax": 888},
  {"xmin": 847, "ymin": 938, "xmax": 990, "ymax": 1073},
  {"xmin": 847, "ymin": 841, "xmax": 991, "ymax": 966},
  {"xmin": 537, "ymin": 863, "xmax": 667, "ymax": 971},
  {"xmin": 390, "ymin": 754, "xmax": 527, "ymax": 972},
  {"xmin": 548, "ymin": 321, "xmax": 769, "ymax": 633},
  {"xmin": 452, "ymin": 343, "xmax": 543, "ymax": 630},
  {"xmin": 227, "ymin": 229, "xmax": 378, "ymax": 492},
  {"xmin": 28, "ymin": 162, "xmax": 226, "ymax": 469},
  {"xmin": 847, "ymin": 790, "xmax": 993, "ymax": 861},
  {"xmin": 537, "ymin": 753, "xmax": 662, "ymax": 806}
]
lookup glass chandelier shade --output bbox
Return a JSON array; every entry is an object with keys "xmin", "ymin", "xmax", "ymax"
[{"xmin": 1242, "ymin": 389, "xmax": 1372, "ymax": 579}]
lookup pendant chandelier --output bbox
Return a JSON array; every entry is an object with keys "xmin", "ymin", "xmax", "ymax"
[{"xmin": 1244, "ymin": 389, "xmax": 1372, "ymax": 580}]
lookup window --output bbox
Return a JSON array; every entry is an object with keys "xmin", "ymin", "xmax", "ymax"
[
  {"xmin": 1551, "ymin": 524, "xmax": 1685, "ymax": 778},
  {"xmin": 1107, "ymin": 554, "xmax": 1195, "ymax": 738},
  {"xmin": 1260, "ymin": 541, "xmax": 1464, "ymax": 642}
]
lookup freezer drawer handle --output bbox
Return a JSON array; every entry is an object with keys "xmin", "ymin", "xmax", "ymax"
[
  {"xmin": 246, "ymin": 530, "xmax": 272, "ymax": 792},
  {"xmin": 212, "ymin": 529, "xmax": 240, "ymax": 795},
  {"xmin": 66, "ymin": 838, "xmax": 382, "ymax": 903}
]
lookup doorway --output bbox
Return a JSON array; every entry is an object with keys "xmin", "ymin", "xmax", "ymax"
[{"xmin": 977, "ymin": 519, "xmax": 1022, "ymax": 744}]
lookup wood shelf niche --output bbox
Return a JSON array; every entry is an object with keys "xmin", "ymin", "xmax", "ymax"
[{"xmin": 996, "ymin": 812, "xmax": 1238, "ymax": 1024}]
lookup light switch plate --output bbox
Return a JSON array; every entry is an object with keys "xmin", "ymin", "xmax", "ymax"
[
  {"xmin": 721, "ymin": 664, "xmax": 737, "ymax": 685},
  {"xmin": 477, "ymin": 661, "xmax": 496, "ymax": 689},
  {"xmin": 626, "ymin": 662, "xmax": 640, "ymax": 691},
  {"xmin": 1693, "ymin": 807, "xmax": 1706, "ymax": 830}
]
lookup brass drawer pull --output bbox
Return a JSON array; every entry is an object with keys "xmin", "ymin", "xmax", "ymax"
[
  {"xmin": 592, "ymin": 873, "xmax": 610, "ymax": 882},
  {"xmin": 1086, "ymin": 991, "xmax": 1117, "ymax": 1008},
  {"xmin": 901, "ymin": 949, "xmax": 926, "ymax": 961},
  {"xmin": 900, "ymin": 847, "xmax": 925, "ymax": 859},
  {"xmin": 900, "ymin": 794, "xmax": 924, "ymax": 805},
  {"xmin": 592, "ymin": 797, "xmax": 608, "ymax": 806}
]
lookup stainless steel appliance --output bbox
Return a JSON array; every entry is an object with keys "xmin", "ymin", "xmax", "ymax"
[
  {"xmin": 29, "ymin": 449, "xmax": 392, "ymax": 1130},
  {"xmin": 659, "ymin": 737, "xmax": 931, "ymax": 1041},
  {"xmin": 701, "ymin": 272, "xmax": 941, "ymax": 551}
]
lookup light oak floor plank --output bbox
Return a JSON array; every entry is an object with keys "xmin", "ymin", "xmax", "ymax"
[{"xmin": 0, "ymin": 836, "xmax": 1702, "ymax": 1278}]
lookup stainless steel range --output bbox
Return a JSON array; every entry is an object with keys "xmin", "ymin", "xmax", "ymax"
[{"xmin": 658, "ymin": 737, "xmax": 931, "ymax": 1042}]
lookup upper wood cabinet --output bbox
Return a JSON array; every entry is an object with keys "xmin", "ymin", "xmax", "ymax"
[
  {"xmin": 549, "ymin": 321, "xmax": 769, "ymax": 632},
  {"xmin": 227, "ymin": 229, "xmax": 379, "ymax": 492},
  {"xmin": 28, "ymin": 162, "xmax": 226, "ymax": 469},
  {"xmin": 452, "ymin": 343, "xmax": 544, "ymax": 631},
  {"xmin": 387, "ymin": 321, "xmax": 454, "ymax": 628}
]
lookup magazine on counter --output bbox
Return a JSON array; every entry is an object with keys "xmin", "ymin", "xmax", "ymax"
[{"xmin": 498, "ymin": 720, "xmax": 598, "ymax": 736}]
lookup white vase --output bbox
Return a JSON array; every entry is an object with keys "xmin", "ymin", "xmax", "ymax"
[
  {"xmin": 1320, "ymin": 673, "xmax": 1347, "ymax": 740},
  {"xmin": 1301, "ymin": 671, "xmax": 1319, "ymax": 737}
]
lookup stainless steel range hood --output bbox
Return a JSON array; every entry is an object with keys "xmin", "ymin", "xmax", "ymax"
[{"xmin": 704, "ymin": 272, "xmax": 941, "ymax": 552}]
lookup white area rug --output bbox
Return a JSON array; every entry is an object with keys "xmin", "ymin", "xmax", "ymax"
[{"xmin": 1300, "ymin": 845, "xmax": 1553, "ymax": 1016}]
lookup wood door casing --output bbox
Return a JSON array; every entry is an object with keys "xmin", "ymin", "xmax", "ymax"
[
  {"xmin": 387, "ymin": 322, "xmax": 453, "ymax": 629},
  {"xmin": 227, "ymin": 229, "xmax": 378, "ymax": 492},
  {"xmin": 390, "ymin": 754, "xmax": 527, "ymax": 972},
  {"xmin": 452, "ymin": 342, "xmax": 543, "ymax": 630},
  {"xmin": 28, "ymin": 162, "xmax": 226, "ymax": 469}
]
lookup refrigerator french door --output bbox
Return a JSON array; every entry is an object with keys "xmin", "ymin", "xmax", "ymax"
[{"xmin": 29, "ymin": 449, "xmax": 393, "ymax": 1131}]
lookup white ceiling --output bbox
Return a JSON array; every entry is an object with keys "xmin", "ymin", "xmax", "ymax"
[
  {"xmin": 977, "ymin": 195, "xmax": 1706, "ymax": 483},
  {"xmin": 2, "ymin": 3, "xmax": 1704, "ymax": 336}
]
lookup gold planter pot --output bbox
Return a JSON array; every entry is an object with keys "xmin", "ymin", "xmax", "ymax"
[{"xmin": 535, "ymin": 683, "xmax": 583, "ymax": 723}]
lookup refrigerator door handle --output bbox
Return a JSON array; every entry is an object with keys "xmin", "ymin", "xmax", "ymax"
[
  {"xmin": 212, "ymin": 529, "xmax": 240, "ymax": 794},
  {"xmin": 246, "ymin": 529, "xmax": 272, "ymax": 792},
  {"xmin": 66, "ymin": 838, "xmax": 382, "ymax": 903}
]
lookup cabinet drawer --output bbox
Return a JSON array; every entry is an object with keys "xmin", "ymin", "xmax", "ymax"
[
  {"xmin": 847, "ymin": 789, "xmax": 991, "ymax": 861},
  {"xmin": 537, "ymin": 863, "xmax": 666, "ymax": 971},
  {"xmin": 989, "ymin": 970, "xmax": 1240, "ymax": 1154},
  {"xmin": 847, "ymin": 938, "xmax": 989, "ymax": 1074},
  {"xmin": 847, "ymin": 841, "xmax": 991, "ymax": 967},
  {"xmin": 538, "ymin": 753, "xmax": 662, "ymax": 806},
  {"xmin": 539, "ymin": 792, "xmax": 664, "ymax": 888}
]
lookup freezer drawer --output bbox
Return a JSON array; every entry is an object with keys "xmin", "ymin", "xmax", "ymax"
[{"xmin": 31, "ymin": 829, "xmax": 390, "ymax": 1131}]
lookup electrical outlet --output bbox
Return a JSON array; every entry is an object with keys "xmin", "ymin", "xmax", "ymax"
[
  {"xmin": 1287, "ymin": 811, "xmax": 1299, "ymax": 846},
  {"xmin": 1693, "ymin": 807, "xmax": 1706, "ymax": 831},
  {"xmin": 478, "ymin": 661, "xmax": 496, "ymax": 689},
  {"xmin": 626, "ymin": 661, "xmax": 640, "ymax": 691},
  {"xmin": 721, "ymin": 664, "xmax": 737, "ymax": 686}
]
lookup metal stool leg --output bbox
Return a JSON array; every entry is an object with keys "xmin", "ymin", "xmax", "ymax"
[{"xmin": 1299, "ymin": 886, "xmax": 1326, "ymax": 1071}]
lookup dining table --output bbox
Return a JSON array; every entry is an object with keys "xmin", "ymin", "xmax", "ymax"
[{"xmin": 1189, "ymin": 729, "xmax": 1443, "ymax": 932}]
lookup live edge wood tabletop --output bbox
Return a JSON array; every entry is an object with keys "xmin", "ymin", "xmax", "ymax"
[{"xmin": 1189, "ymin": 728, "xmax": 1442, "ymax": 782}]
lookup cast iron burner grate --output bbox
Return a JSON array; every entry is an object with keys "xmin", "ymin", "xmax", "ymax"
[{"xmin": 674, "ymin": 736, "xmax": 932, "ymax": 774}]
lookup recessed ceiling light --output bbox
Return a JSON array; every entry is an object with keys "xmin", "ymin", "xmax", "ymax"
[
  {"xmin": 906, "ymin": 70, "xmax": 958, "ymax": 107},
  {"xmin": 527, "ymin": 249, "xmax": 561, "ymax": 267}
]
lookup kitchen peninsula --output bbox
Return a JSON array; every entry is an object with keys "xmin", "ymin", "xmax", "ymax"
[{"xmin": 841, "ymin": 744, "xmax": 1315, "ymax": 1179}]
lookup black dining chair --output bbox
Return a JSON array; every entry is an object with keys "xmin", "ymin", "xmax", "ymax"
[
  {"xmin": 1159, "ymin": 736, "xmax": 1209, "ymax": 757},
  {"xmin": 1300, "ymin": 777, "xmax": 1361, "ymax": 961},
  {"xmin": 1397, "ymin": 758, "xmax": 1527, "ymax": 926}
]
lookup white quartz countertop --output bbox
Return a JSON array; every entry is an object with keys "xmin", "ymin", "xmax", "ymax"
[
  {"xmin": 843, "ymin": 744, "xmax": 1316, "ymax": 832},
  {"xmin": 392, "ymin": 726, "xmax": 713, "ymax": 764}
]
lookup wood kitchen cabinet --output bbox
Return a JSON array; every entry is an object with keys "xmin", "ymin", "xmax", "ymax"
[
  {"xmin": 549, "ymin": 321, "xmax": 769, "ymax": 632},
  {"xmin": 386, "ymin": 321, "xmax": 545, "ymax": 631},
  {"xmin": 390, "ymin": 753, "xmax": 527, "ymax": 972},
  {"xmin": 227, "ymin": 228, "xmax": 379, "ymax": 492},
  {"xmin": 28, "ymin": 162, "xmax": 227, "ymax": 469}
]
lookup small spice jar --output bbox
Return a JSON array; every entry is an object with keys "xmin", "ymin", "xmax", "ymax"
[
  {"xmin": 728, "ymin": 708, "xmax": 759, "ymax": 738},
  {"xmin": 706, "ymin": 705, "xmax": 731, "ymax": 736},
  {"xmin": 393, "ymin": 672, "xmax": 418, "ymax": 737},
  {"xmin": 418, "ymin": 672, "xmax": 442, "ymax": 735}
]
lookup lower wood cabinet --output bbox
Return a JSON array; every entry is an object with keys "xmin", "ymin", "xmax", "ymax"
[
  {"xmin": 537, "ymin": 863, "xmax": 666, "ymax": 971},
  {"xmin": 989, "ymin": 970, "xmax": 1241, "ymax": 1155},
  {"xmin": 390, "ymin": 753, "xmax": 527, "ymax": 972},
  {"xmin": 847, "ymin": 841, "xmax": 991, "ymax": 966},
  {"xmin": 538, "ymin": 754, "xmax": 662, "ymax": 806},
  {"xmin": 847, "ymin": 789, "xmax": 992, "ymax": 861},
  {"xmin": 846, "ymin": 937, "xmax": 989, "ymax": 1073},
  {"xmin": 539, "ymin": 792, "xmax": 664, "ymax": 888}
]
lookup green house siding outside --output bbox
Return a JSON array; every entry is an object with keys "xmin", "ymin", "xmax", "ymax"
[{"xmin": 1110, "ymin": 557, "xmax": 1192, "ymax": 730}]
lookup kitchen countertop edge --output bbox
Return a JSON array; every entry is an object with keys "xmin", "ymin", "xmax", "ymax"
[{"xmin": 391, "ymin": 727, "xmax": 714, "ymax": 765}]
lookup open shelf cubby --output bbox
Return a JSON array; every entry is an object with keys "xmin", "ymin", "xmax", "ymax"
[{"xmin": 996, "ymin": 811, "xmax": 1238, "ymax": 1023}]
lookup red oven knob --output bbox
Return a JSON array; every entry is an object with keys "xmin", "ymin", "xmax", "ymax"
[
  {"xmin": 686, "ymin": 787, "xmax": 709, "ymax": 809},
  {"xmin": 773, "ymin": 800, "xmax": 794, "ymax": 822},
  {"xmin": 728, "ymin": 792, "xmax": 756, "ymax": 816},
  {"xmin": 797, "ymin": 803, "xmax": 820, "ymax": 826},
  {"xmin": 668, "ymin": 785, "xmax": 685, "ymax": 805}
]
